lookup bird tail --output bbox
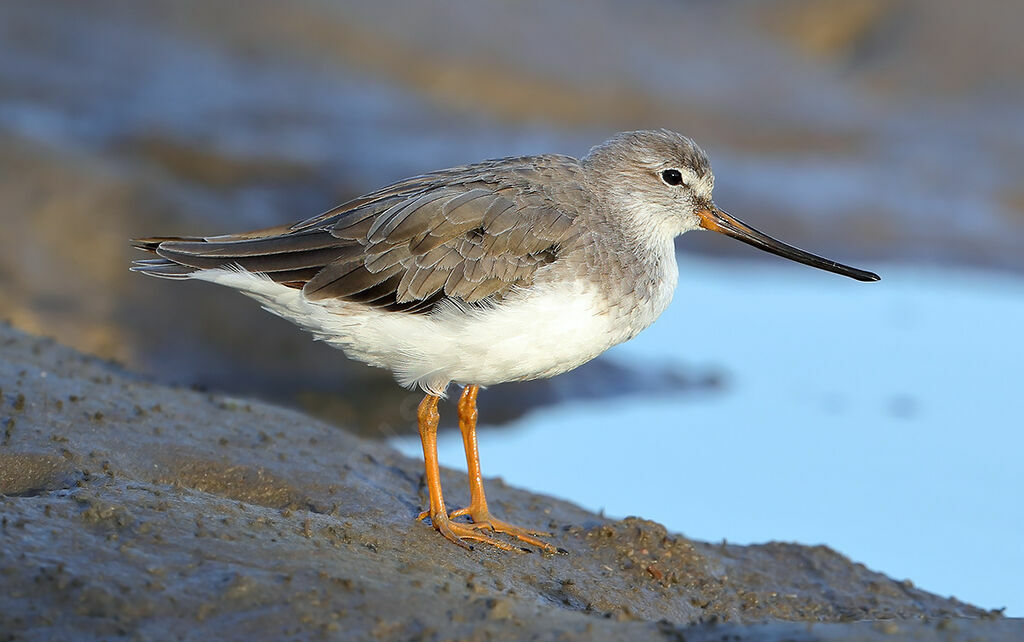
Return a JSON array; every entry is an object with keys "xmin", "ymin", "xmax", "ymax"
[
  {"xmin": 129, "ymin": 229, "xmax": 360, "ymax": 288},
  {"xmin": 130, "ymin": 236, "xmax": 206, "ymax": 279}
]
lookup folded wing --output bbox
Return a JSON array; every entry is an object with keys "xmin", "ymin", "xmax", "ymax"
[{"xmin": 131, "ymin": 155, "xmax": 586, "ymax": 314}]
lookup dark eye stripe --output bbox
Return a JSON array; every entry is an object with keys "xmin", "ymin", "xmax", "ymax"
[{"xmin": 661, "ymin": 169, "xmax": 683, "ymax": 186}]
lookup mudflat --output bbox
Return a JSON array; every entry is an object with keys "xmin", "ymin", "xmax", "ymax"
[{"xmin": 0, "ymin": 323, "xmax": 1013, "ymax": 639}]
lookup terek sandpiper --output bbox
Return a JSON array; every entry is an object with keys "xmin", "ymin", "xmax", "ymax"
[{"xmin": 132, "ymin": 130, "xmax": 879, "ymax": 552}]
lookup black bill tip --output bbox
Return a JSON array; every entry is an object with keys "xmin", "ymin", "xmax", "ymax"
[{"xmin": 698, "ymin": 207, "xmax": 881, "ymax": 283}]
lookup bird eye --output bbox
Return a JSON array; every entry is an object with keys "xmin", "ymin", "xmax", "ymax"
[{"xmin": 660, "ymin": 169, "xmax": 683, "ymax": 186}]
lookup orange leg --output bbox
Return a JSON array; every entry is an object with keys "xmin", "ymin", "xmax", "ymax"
[
  {"xmin": 415, "ymin": 394, "xmax": 515, "ymax": 551},
  {"xmin": 448, "ymin": 385, "xmax": 557, "ymax": 553}
]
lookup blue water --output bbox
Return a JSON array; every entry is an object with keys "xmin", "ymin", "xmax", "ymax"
[{"xmin": 393, "ymin": 257, "xmax": 1024, "ymax": 616}]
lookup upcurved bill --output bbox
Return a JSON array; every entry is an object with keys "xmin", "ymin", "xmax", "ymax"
[{"xmin": 697, "ymin": 207, "xmax": 880, "ymax": 282}]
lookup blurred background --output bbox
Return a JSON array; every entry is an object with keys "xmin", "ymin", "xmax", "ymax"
[{"xmin": 1, "ymin": 0, "xmax": 1021, "ymax": 615}]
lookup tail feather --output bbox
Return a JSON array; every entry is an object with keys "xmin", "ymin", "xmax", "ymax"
[
  {"xmin": 129, "ymin": 231, "xmax": 360, "ymax": 288},
  {"xmin": 130, "ymin": 258, "xmax": 197, "ymax": 279},
  {"xmin": 130, "ymin": 236, "xmax": 204, "ymax": 279},
  {"xmin": 130, "ymin": 236, "xmax": 205, "ymax": 252},
  {"xmin": 155, "ymin": 241, "xmax": 360, "ymax": 273}
]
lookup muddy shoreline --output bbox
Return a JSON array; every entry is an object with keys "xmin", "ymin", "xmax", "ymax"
[{"xmin": 0, "ymin": 324, "xmax": 1013, "ymax": 639}]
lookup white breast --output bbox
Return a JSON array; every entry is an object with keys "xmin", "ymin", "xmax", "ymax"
[{"xmin": 190, "ymin": 255, "xmax": 678, "ymax": 397}]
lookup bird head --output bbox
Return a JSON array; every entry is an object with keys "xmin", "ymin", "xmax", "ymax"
[{"xmin": 584, "ymin": 129, "xmax": 879, "ymax": 282}]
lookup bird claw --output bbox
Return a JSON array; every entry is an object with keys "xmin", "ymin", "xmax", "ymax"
[
  {"xmin": 421, "ymin": 510, "xmax": 519, "ymax": 552},
  {"xmin": 419, "ymin": 506, "xmax": 556, "ymax": 552},
  {"xmin": 447, "ymin": 506, "xmax": 557, "ymax": 553}
]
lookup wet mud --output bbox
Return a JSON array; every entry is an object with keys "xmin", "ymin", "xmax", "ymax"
[{"xmin": 1, "ymin": 324, "xmax": 1013, "ymax": 640}]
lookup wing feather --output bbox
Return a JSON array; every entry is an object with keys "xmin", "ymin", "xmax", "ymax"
[{"xmin": 133, "ymin": 154, "xmax": 586, "ymax": 312}]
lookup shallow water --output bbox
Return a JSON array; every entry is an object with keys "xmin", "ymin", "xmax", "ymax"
[{"xmin": 393, "ymin": 257, "xmax": 1024, "ymax": 616}]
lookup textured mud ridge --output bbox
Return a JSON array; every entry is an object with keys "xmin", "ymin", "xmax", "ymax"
[{"xmin": 0, "ymin": 324, "xmax": 1014, "ymax": 640}]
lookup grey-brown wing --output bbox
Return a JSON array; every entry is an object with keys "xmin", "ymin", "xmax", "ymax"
[{"xmin": 133, "ymin": 155, "xmax": 588, "ymax": 313}]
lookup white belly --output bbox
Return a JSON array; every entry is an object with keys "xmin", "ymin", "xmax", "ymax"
[{"xmin": 191, "ymin": 265, "xmax": 676, "ymax": 396}]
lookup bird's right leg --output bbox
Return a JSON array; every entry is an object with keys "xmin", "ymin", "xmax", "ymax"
[
  {"xmin": 448, "ymin": 385, "xmax": 556, "ymax": 553},
  {"xmin": 415, "ymin": 393, "xmax": 515, "ymax": 551}
]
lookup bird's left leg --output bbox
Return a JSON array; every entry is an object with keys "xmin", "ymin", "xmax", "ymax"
[{"xmin": 449, "ymin": 385, "xmax": 557, "ymax": 552}]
